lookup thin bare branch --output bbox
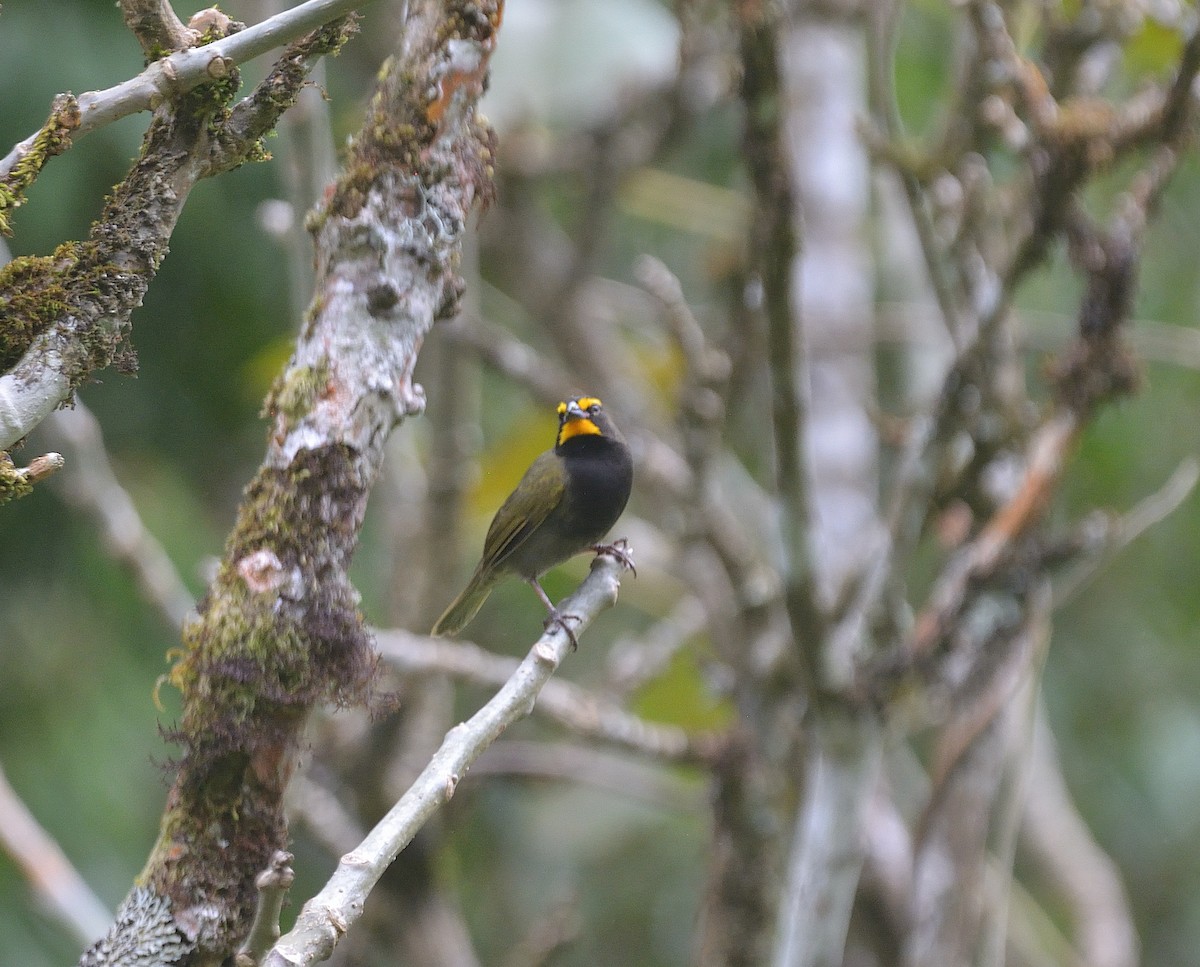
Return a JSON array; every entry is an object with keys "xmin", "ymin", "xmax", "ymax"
[
  {"xmin": 0, "ymin": 761, "xmax": 111, "ymax": 948},
  {"xmin": 44, "ymin": 401, "xmax": 195, "ymax": 630},
  {"xmin": 1055, "ymin": 457, "xmax": 1200, "ymax": 608},
  {"xmin": 235, "ymin": 852, "xmax": 295, "ymax": 967},
  {"xmin": 263, "ymin": 550, "xmax": 632, "ymax": 967}
]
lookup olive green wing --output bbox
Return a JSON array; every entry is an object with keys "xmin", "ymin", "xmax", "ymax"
[{"xmin": 479, "ymin": 450, "xmax": 566, "ymax": 571}]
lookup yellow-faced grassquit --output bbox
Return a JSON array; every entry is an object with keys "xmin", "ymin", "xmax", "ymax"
[{"xmin": 432, "ymin": 395, "xmax": 633, "ymax": 640}]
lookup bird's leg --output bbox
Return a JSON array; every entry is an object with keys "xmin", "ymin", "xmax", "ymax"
[
  {"xmin": 591, "ymin": 538, "xmax": 636, "ymax": 576},
  {"xmin": 530, "ymin": 578, "xmax": 580, "ymax": 650}
]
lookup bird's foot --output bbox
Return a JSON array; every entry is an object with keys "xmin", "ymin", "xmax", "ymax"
[
  {"xmin": 543, "ymin": 609, "xmax": 582, "ymax": 651},
  {"xmin": 592, "ymin": 538, "xmax": 636, "ymax": 576}
]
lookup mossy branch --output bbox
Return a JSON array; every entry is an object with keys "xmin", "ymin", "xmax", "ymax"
[
  {"xmin": 0, "ymin": 3, "xmax": 364, "ymax": 457},
  {"xmin": 78, "ymin": 1, "xmax": 503, "ymax": 963}
]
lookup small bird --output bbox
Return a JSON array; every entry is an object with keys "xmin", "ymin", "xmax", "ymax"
[{"xmin": 432, "ymin": 395, "xmax": 633, "ymax": 640}]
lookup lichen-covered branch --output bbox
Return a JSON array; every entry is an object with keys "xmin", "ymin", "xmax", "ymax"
[
  {"xmin": 0, "ymin": 0, "xmax": 366, "ymax": 184},
  {"xmin": 0, "ymin": 4, "xmax": 361, "ymax": 465},
  {"xmin": 77, "ymin": 1, "xmax": 501, "ymax": 964}
]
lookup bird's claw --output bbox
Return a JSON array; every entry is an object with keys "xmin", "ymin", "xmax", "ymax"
[
  {"xmin": 592, "ymin": 539, "xmax": 636, "ymax": 576},
  {"xmin": 544, "ymin": 609, "xmax": 582, "ymax": 651}
]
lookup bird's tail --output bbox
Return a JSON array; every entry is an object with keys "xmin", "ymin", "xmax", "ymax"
[{"xmin": 431, "ymin": 567, "xmax": 501, "ymax": 636}]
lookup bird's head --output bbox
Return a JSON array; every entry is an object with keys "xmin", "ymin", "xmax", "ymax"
[{"xmin": 556, "ymin": 395, "xmax": 617, "ymax": 447}]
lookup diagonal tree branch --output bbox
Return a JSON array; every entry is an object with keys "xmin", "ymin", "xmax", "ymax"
[{"xmin": 263, "ymin": 550, "xmax": 631, "ymax": 967}]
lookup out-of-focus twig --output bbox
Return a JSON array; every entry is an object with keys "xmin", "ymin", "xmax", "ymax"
[
  {"xmin": 375, "ymin": 627, "xmax": 713, "ymax": 763},
  {"xmin": 286, "ymin": 773, "xmax": 366, "ymax": 859},
  {"xmin": 469, "ymin": 739, "xmax": 705, "ymax": 811},
  {"xmin": 905, "ymin": 584, "xmax": 1050, "ymax": 967},
  {"xmin": 1054, "ymin": 457, "xmax": 1200, "ymax": 608},
  {"xmin": 977, "ymin": 585, "xmax": 1052, "ymax": 967},
  {"xmin": 500, "ymin": 895, "xmax": 581, "ymax": 967},
  {"xmin": 909, "ymin": 411, "xmax": 1078, "ymax": 659},
  {"xmin": 865, "ymin": 0, "xmax": 965, "ymax": 346},
  {"xmin": 44, "ymin": 401, "xmax": 195, "ymax": 630},
  {"xmin": 1019, "ymin": 701, "xmax": 1138, "ymax": 967},
  {"xmin": 0, "ymin": 761, "xmax": 112, "ymax": 948},
  {"xmin": 604, "ymin": 594, "xmax": 707, "ymax": 698}
]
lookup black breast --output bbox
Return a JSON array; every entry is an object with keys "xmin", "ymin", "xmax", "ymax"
[
  {"xmin": 502, "ymin": 433, "xmax": 633, "ymax": 580},
  {"xmin": 559, "ymin": 435, "xmax": 633, "ymax": 542}
]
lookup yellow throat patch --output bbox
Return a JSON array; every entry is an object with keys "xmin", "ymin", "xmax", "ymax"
[{"xmin": 557, "ymin": 396, "xmax": 604, "ymax": 445}]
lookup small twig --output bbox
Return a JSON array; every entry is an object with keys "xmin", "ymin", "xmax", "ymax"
[
  {"xmin": 975, "ymin": 585, "xmax": 1052, "ymax": 967},
  {"xmin": 0, "ymin": 760, "xmax": 112, "ymax": 947},
  {"xmin": 1003, "ymin": 869, "xmax": 1088, "ymax": 967},
  {"xmin": 500, "ymin": 895, "xmax": 582, "ymax": 967},
  {"xmin": 865, "ymin": 0, "xmax": 966, "ymax": 346},
  {"xmin": 0, "ymin": 0, "xmax": 367, "ymax": 182},
  {"xmin": 236, "ymin": 852, "xmax": 296, "ymax": 967},
  {"xmin": 444, "ymin": 313, "xmax": 571, "ymax": 409},
  {"xmin": 634, "ymin": 254, "xmax": 726, "ymax": 383},
  {"xmin": 263, "ymin": 548, "xmax": 632, "ymax": 967},
  {"xmin": 604, "ymin": 595, "xmax": 707, "ymax": 698},
  {"xmin": 635, "ymin": 253, "xmax": 731, "ymax": 502},
  {"xmin": 1055, "ymin": 457, "xmax": 1200, "ymax": 608},
  {"xmin": 374, "ymin": 624, "xmax": 712, "ymax": 763},
  {"xmin": 1154, "ymin": 21, "xmax": 1200, "ymax": 148},
  {"xmin": 0, "ymin": 449, "xmax": 64, "ymax": 505},
  {"xmin": 469, "ymin": 739, "xmax": 705, "ymax": 811},
  {"xmin": 286, "ymin": 775, "xmax": 365, "ymax": 859},
  {"xmin": 902, "ymin": 580, "xmax": 1052, "ymax": 967}
]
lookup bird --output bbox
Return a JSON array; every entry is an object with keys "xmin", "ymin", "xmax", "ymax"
[{"xmin": 431, "ymin": 395, "xmax": 633, "ymax": 641}]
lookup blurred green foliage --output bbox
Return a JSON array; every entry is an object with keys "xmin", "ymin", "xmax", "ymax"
[{"xmin": 5, "ymin": 2, "xmax": 1200, "ymax": 966}]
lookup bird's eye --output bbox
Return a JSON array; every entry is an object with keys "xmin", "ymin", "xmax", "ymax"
[{"xmin": 588, "ymin": 404, "xmax": 600, "ymax": 414}]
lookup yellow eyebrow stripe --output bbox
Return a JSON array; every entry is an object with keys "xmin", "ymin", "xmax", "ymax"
[{"xmin": 556, "ymin": 396, "xmax": 604, "ymax": 416}]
